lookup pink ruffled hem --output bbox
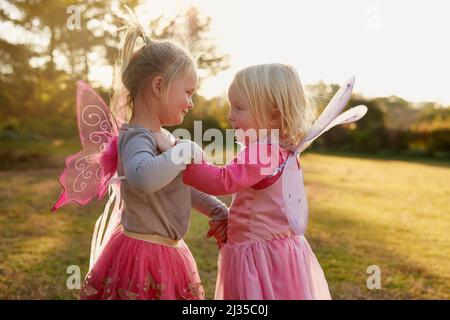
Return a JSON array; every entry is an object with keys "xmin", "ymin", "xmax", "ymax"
[
  {"xmin": 215, "ymin": 235, "xmax": 331, "ymax": 300},
  {"xmin": 80, "ymin": 227, "xmax": 204, "ymax": 300}
]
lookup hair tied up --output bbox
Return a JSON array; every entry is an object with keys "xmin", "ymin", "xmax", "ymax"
[{"xmin": 123, "ymin": 5, "xmax": 151, "ymax": 44}]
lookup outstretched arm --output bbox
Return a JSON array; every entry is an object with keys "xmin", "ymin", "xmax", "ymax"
[
  {"xmin": 191, "ymin": 188, "xmax": 229, "ymax": 248},
  {"xmin": 183, "ymin": 143, "xmax": 281, "ymax": 195},
  {"xmin": 190, "ymin": 188, "xmax": 228, "ymax": 220}
]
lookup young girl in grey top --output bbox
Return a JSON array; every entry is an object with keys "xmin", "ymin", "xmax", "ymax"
[{"xmin": 79, "ymin": 17, "xmax": 227, "ymax": 300}]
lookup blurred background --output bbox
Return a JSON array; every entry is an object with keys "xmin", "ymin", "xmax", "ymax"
[{"xmin": 0, "ymin": 0, "xmax": 449, "ymax": 299}]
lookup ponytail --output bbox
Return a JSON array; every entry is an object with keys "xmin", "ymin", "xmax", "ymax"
[
  {"xmin": 119, "ymin": 6, "xmax": 150, "ymax": 74},
  {"xmin": 110, "ymin": 7, "xmax": 151, "ymax": 123}
]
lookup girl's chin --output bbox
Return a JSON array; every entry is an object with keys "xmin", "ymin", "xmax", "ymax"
[
  {"xmin": 178, "ymin": 112, "xmax": 188, "ymax": 122},
  {"xmin": 163, "ymin": 116, "xmax": 184, "ymax": 126},
  {"xmin": 177, "ymin": 115, "xmax": 185, "ymax": 124}
]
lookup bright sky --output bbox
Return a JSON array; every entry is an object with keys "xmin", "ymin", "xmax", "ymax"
[
  {"xmin": 123, "ymin": 0, "xmax": 450, "ymax": 105},
  {"xmin": 2, "ymin": 0, "xmax": 449, "ymax": 104}
]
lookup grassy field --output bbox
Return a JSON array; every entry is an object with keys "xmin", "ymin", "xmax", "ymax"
[{"xmin": 0, "ymin": 152, "xmax": 449, "ymax": 299}]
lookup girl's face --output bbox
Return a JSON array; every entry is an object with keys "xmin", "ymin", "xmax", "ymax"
[
  {"xmin": 160, "ymin": 71, "xmax": 198, "ymax": 126},
  {"xmin": 227, "ymin": 83, "xmax": 261, "ymax": 144}
]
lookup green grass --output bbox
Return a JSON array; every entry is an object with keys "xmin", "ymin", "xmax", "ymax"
[
  {"xmin": 0, "ymin": 153, "xmax": 449, "ymax": 299},
  {"xmin": 0, "ymin": 139, "xmax": 81, "ymax": 170},
  {"xmin": 303, "ymin": 153, "xmax": 450, "ymax": 299}
]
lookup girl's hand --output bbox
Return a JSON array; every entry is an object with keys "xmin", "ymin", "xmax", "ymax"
[
  {"xmin": 154, "ymin": 129, "xmax": 176, "ymax": 153},
  {"xmin": 207, "ymin": 219, "xmax": 228, "ymax": 249},
  {"xmin": 171, "ymin": 140, "xmax": 210, "ymax": 164}
]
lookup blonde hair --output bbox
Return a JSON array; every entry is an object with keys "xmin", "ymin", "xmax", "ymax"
[
  {"xmin": 110, "ymin": 9, "xmax": 197, "ymax": 122},
  {"xmin": 232, "ymin": 63, "xmax": 316, "ymax": 147}
]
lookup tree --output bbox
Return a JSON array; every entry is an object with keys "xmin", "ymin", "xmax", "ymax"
[
  {"xmin": 144, "ymin": 6, "xmax": 229, "ymax": 85},
  {"xmin": 0, "ymin": 1, "xmax": 230, "ymax": 138}
]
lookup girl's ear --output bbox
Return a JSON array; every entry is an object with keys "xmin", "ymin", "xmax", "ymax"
[
  {"xmin": 151, "ymin": 75, "xmax": 163, "ymax": 98},
  {"xmin": 269, "ymin": 109, "xmax": 281, "ymax": 128}
]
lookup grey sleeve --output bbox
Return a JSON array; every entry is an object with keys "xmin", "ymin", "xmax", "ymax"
[
  {"xmin": 121, "ymin": 129, "xmax": 186, "ymax": 194},
  {"xmin": 190, "ymin": 188, "xmax": 229, "ymax": 220}
]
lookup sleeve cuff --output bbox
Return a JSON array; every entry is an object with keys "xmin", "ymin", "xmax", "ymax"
[{"xmin": 210, "ymin": 205, "xmax": 229, "ymax": 221}]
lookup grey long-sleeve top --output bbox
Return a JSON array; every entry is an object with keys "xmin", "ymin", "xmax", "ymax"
[{"xmin": 117, "ymin": 123, "xmax": 228, "ymax": 239}]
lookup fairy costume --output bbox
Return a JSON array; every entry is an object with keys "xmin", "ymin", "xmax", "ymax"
[
  {"xmin": 51, "ymin": 81, "xmax": 228, "ymax": 299},
  {"xmin": 183, "ymin": 77, "xmax": 367, "ymax": 299}
]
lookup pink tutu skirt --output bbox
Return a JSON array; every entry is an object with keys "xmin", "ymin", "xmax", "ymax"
[
  {"xmin": 215, "ymin": 234, "xmax": 331, "ymax": 300},
  {"xmin": 80, "ymin": 227, "xmax": 204, "ymax": 300}
]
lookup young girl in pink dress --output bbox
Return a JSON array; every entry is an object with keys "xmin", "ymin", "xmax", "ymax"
[
  {"xmin": 51, "ymin": 16, "xmax": 228, "ymax": 299},
  {"xmin": 178, "ymin": 64, "xmax": 333, "ymax": 299}
]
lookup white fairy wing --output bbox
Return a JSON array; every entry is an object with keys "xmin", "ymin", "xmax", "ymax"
[
  {"xmin": 282, "ymin": 106, "xmax": 365, "ymax": 234},
  {"xmin": 282, "ymin": 76, "xmax": 368, "ymax": 235},
  {"xmin": 89, "ymin": 180, "xmax": 124, "ymax": 271},
  {"xmin": 296, "ymin": 105, "xmax": 368, "ymax": 154},
  {"xmin": 295, "ymin": 76, "xmax": 355, "ymax": 155},
  {"xmin": 282, "ymin": 154, "xmax": 308, "ymax": 235}
]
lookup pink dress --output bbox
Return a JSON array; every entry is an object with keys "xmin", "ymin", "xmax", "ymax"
[
  {"xmin": 80, "ymin": 226, "xmax": 204, "ymax": 300},
  {"xmin": 183, "ymin": 141, "xmax": 331, "ymax": 300}
]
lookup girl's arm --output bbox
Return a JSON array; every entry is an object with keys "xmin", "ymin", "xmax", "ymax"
[
  {"xmin": 183, "ymin": 143, "xmax": 281, "ymax": 195},
  {"xmin": 191, "ymin": 188, "xmax": 229, "ymax": 249},
  {"xmin": 190, "ymin": 188, "xmax": 228, "ymax": 220},
  {"xmin": 121, "ymin": 129, "xmax": 188, "ymax": 194}
]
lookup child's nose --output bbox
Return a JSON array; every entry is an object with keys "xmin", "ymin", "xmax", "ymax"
[{"xmin": 187, "ymin": 97, "xmax": 194, "ymax": 109}]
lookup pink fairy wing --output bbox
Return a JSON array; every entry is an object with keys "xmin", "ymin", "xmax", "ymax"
[
  {"xmin": 51, "ymin": 81, "xmax": 119, "ymax": 212},
  {"xmin": 76, "ymin": 80, "xmax": 119, "ymax": 152}
]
